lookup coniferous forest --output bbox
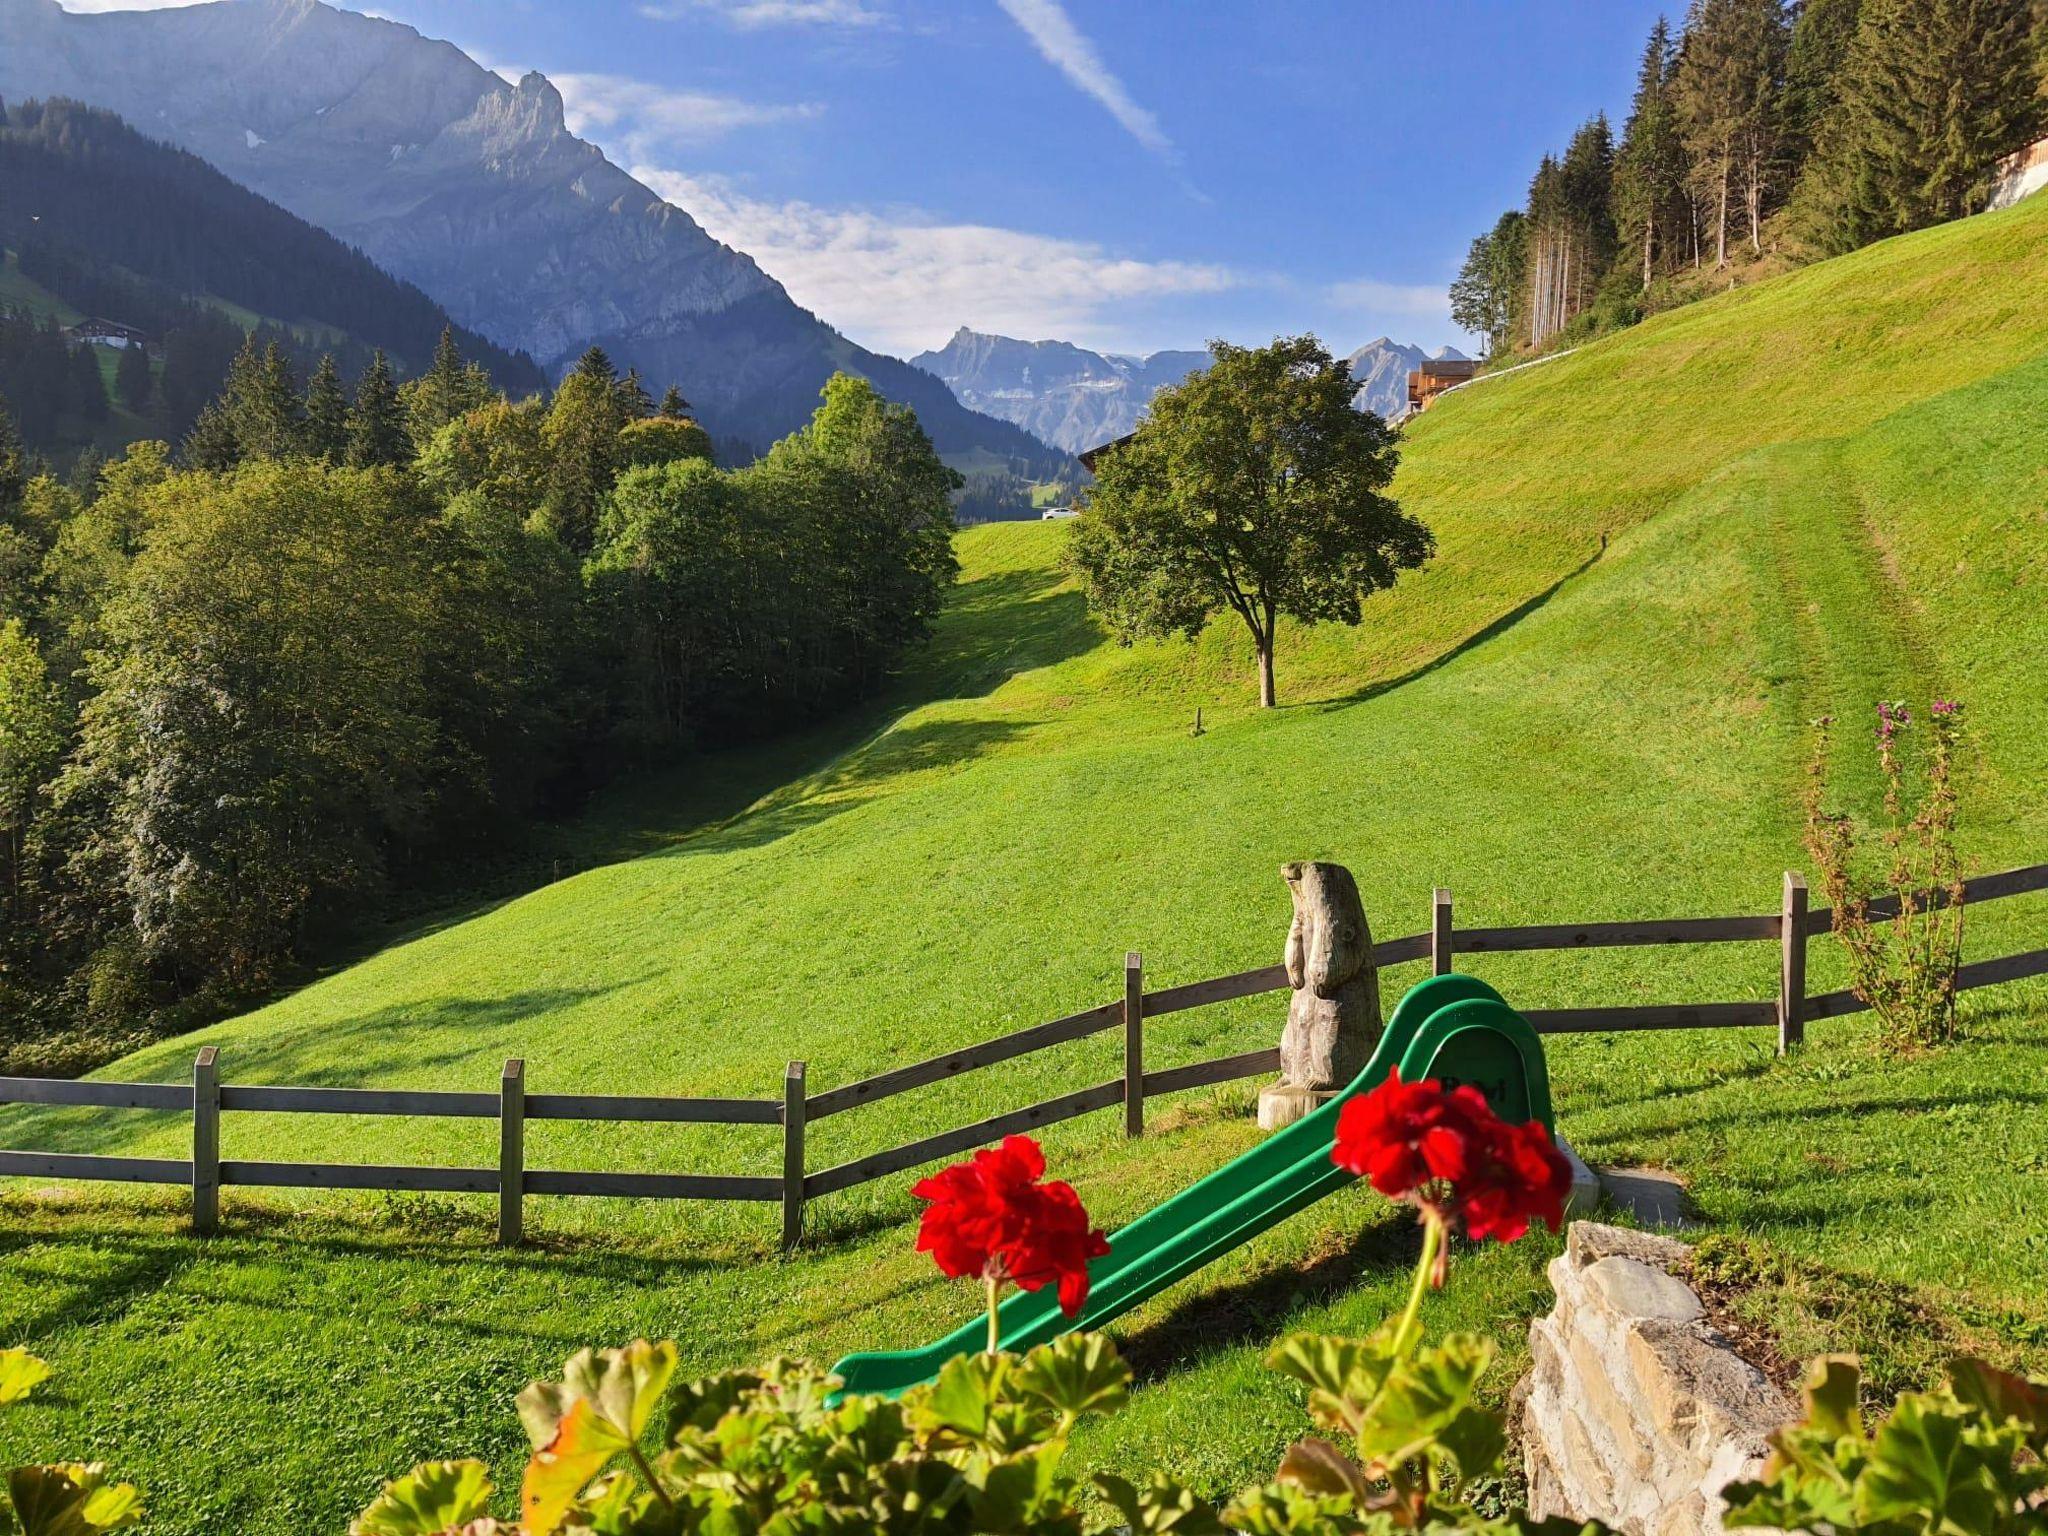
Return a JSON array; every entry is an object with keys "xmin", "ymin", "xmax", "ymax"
[
  {"xmin": 1451, "ymin": 0, "xmax": 2048, "ymax": 356},
  {"xmin": 0, "ymin": 338, "xmax": 960, "ymax": 1070}
]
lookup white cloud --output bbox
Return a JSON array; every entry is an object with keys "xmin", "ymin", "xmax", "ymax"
[
  {"xmin": 1325, "ymin": 276, "xmax": 1452, "ymax": 322},
  {"xmin": 635, "ymin": 166, "xmax": 1240, "ymax": 355},
  {"xmin": 54, "ymin": 0, "xmax": 211, "ymax": 9},
  {"xmin": 552, "ymin": 73, "xmax": 823, "ymax": 157},
  {"xmin": 639, "ymin": 0, "xmax": 891, "ymax": 26},
  {"xmin": 995, "ymin": 0, "xmax": 1171, "ymax": 159}
]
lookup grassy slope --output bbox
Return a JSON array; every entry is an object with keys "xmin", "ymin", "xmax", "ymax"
[{"xmin": 3, "ymin": 199, "xmax": 2048, "ymax": 1530}]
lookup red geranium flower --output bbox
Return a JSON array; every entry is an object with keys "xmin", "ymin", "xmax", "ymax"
[
  {"xmin": 1331, "ymin": 1070, "xmax": 1486, "ymax": 1199},
  {"xmin": 1457, "ymin": 1117, "xmax": 1572, "ymax": 1243},
  {"xmin": 1331, "ymin": 1070, "xmax": 1571, "ymax": 1246},
  {"xmin": 913, "ymin": 1135, "xmax": 1109, "ymax": 1319}
]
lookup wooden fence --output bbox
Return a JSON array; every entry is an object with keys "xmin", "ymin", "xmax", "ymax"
[{"xmin": 2, "ymin": 863, "xmax": 2043, "ymax": 1249}]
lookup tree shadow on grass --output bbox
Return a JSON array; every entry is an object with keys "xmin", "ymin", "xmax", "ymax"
[
  {"xmin": 1115, "ymin": 1213, "xmax": 1420, "ymax": 1384},
  {"xmin": 0, "ymin": 982, "xmax": 655, "ymax": 1157},
  {"xmin": 1290, "ymin": 544, "xmax": 1605, "ymax": 713},
  {"xmin": 655, "ymin": 714, "xmax": 1040, "ymax": 860},
  {"xmin": 0, "ymin": 1202, "xmax": 730, "ymax": 1347},
  {"xmin": 1610, "ymin": 1084, "xmax": 2048, "ymax": 1144}
]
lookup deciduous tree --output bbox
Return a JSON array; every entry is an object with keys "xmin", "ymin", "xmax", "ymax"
[{"xmin": 1066, "ymin": 336, "xmax": 1430, "ymax": 709}]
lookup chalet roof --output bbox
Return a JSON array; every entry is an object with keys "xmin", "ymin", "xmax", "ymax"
[{"xmin": 1078, "ymin": 430, "xmax": 1136, "ymax": 472}]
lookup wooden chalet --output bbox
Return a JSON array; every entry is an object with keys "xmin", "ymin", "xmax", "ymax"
[{"xmin": 1406, "ymin": 357, "xmax": 1478, "ymax": 415}]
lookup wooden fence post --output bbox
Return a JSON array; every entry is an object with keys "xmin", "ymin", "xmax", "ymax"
[
  {"xmin": 1124, "ymin": 951, "xmax": 1144, "ymax": 1138},
  {"xmin": 1432, "ymin": 889, "xmax": 1454, "ymax": 976},
  {"xmin": 1779, "ymin": 871, "xmax": 1808, "ymax": 1055},
  {"xmin": 499, "ymin": 1058, "xmax": 525, "ymax": 1246},
  {"xmin": 781, "ymin": 1062, "xmax": 807, "ymax": 1251},
  {"xmin": 191, "ymin": 1046, "xmax": 219, "ymax": 1236}
]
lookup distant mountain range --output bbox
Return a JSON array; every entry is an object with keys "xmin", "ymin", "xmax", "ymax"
[
  {"xmin": 912, "ymin": 331, "xmax": 1464, "ymax": 453},
  {"xmin": 0, "ymin": 0, "xmax": 1066, "ymax": 470}
]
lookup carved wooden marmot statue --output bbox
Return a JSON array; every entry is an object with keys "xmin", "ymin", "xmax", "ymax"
[{"xmin": 1265, "ymin": 861, "xmax": 1381, "ymax": 1126}]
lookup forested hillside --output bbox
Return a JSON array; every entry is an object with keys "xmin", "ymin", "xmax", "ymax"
[
  {"xmin": 0, "ymin": 339, "xmax": 961, "ymax": 1072},
  {"xmin": 0, "ymin": 97, "xmax": 543, "ymax": 456},
  {"xmin": 1451, "ymin": 0, "xmax": 2047, "ymax": 355}
]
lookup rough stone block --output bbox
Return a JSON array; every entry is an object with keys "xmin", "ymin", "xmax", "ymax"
[
  {"xmin": 1568, "ymin": 1221, "xmax": 1693, "ymax": 1273},
  {"xmin": 1584, "ymin": 1256, "xmax": 1705, "ymax": 1324}
]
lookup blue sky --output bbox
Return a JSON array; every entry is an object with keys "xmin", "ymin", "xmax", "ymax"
[{"xmin": 72, "ymin": 0, "xmax": 1672, "ymax": 358}]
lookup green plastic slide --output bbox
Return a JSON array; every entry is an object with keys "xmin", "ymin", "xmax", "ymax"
[{"xmin": 830, "ymin": 973, "xmax": 1552, "ymax": 1398}]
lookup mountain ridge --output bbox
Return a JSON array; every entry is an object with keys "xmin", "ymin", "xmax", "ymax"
[
  {"xmin": 0, "ymin": 0, "xmax": 1067, "ymax": 468},
  {"xmin": 912, "ymin": 329, "xmax": 1438, "ymax": 452}
]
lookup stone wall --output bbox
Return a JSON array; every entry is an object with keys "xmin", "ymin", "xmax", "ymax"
[{"xmin": 1516, "ymin": 1223, "xmax": 1792, "ymax": 1536}]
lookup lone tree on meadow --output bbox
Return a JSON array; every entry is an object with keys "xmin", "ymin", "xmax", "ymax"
[{"xmin": 1066, "ymin": 335, "xmax": 1431, "ymax": 709}]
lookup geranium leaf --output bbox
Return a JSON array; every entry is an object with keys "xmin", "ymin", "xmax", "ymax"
[
  {"xmin": 1852, "ymin": 1392, "xmax": 2008, "ymax": 1529},
  {"xmin": 662, "ymin": 1368, "xmax": 763, "ymax": 1441},
  {"xmin": 8, "ymin": 1465, "xmax": 143, "ymax": 1536},
  {"xmin": 1432, "ymin": 1404, "xmax": 1507, "ymax": 1481},
  {"xmin": 1352, "ymin": 1333, "xmax": 1493, "ymax": 1470},
  {"xmin": 1013, "ymin": 1332, "xmax": 1130, "ymax": 1421},
  {"xmin": 916, "ymin": 1351, "xmax": 1011, "ymax": 1442},
  {"xmin": 1946, "ymin": 1357, "xmax": 2048, "ymax": 1440},
  {"xmin": 1796, "ymin": 1355, "xmax": 1863, "ymax": 1442},
  {"xmin": 1219, "ymin": 1481, "xmax": 1360, "ymax": 1536},
  {"xmin": 1275, "ymin": 1437, "xmax": 1371, "ymax": 1504},
  {"xmin": 521, "ymin": 1398, "xmax": 628, "ymax": 1536},
  {"xmin": 517, "ymin": 1340, "xmax": 677, "ymax": 1453},
  {"xmin": 0, "ymin": 1351, "xmax": 51, "ymax": 1407},
  {"xmin": 351, "ymin": 1460, "xmax": 494, "ymax": 1536},
  {"xmin": 1092, "ymin": 1472, "xmax": 1228, "ymax": 1534},
  {"xmin": 967, "ymin": 1446, "xmax": 1064, "ymax": 1530},
  {"xmin": 1264, "ymin": 1334, "xmax": 1392, "ymax": 1432}
]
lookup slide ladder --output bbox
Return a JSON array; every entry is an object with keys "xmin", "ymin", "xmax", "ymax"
[{"xmin": 831, "ymin": 973, "xmax": 1552, "ymax": 1398}]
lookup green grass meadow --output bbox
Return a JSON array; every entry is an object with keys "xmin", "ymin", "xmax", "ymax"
[{"xmin": 2, "ymin": 196, "xmax": 2048, "ymax": 1531}]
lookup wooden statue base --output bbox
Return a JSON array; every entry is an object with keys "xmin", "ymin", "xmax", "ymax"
[{"xmin": 1257, "ymin": 1083, "xmax": 1338, "ymax": 1131}]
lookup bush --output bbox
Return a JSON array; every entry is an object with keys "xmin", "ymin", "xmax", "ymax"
[{"xmin": 1803, "ymin": 700, "xmax": 1967, "ymax": 1050}]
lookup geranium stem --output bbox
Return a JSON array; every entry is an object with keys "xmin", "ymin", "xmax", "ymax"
[
  {"xmin": 1393, "ymin": 1213, "xmax": 1444, "ymax": 1358},
  {"xmin": 985, "ymin": 1274, "xmax": 1003, "ymax": 1355}
]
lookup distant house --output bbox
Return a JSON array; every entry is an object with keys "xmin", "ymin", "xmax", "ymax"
[
  {"xmin": 66, "ymin": 318, "xmax": 148, "ymax": 350},
  {"xmin": 1078, "ymin": 432, "xmax": 1135, "ymax": 473},
  {"xmin": 1040, "ymin": 505, "xmax": 1078, "ymax": 520},
  {"xmin": 1406, "ymin": 357, "xmax": 1479, "ymax": 415}
]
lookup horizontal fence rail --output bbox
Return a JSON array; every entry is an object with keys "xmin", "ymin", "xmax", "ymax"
[{"xmin": 0, "ymin": 863, "xmax": 2040, "ymax": 1248}]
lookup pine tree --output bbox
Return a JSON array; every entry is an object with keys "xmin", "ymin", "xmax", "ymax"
[
  {"xmin": 1806, "ymin": 0, "xmax": 2042, "ymax": 247},
  {"xmin": 183, "ymin": 399, "xmax": 241, "ymax": 472},
  {"xmin": 215, "ymin": 338, "xmax": 302, "ymax": 461},
  {"xmin": 70, "ymin": 344, "xmax": 109, "ymax": 424},
  {"xmin": 1449, "ymin": 210, "xmax": 1528, "ymax": 354},
  {"xmin": 346, "ymin": 350, "xmax": 409, "ymax": 469},
  {"xmin": 1676, "ymin": 0, "xmax": 1790, "ymax": 264},
  {"xmin": 539, "ymin": 365, "xmax": 628, "ymax": 552},
  {"xmin": 1784, "ymin": 0, "xmax": 1866, "ymax": 155},
  {"xmin": 569, "ymin": 346, "xmax": 617, "ymax": 388},
  {"xmin": 115, "ymin": 338, "xmax": 155, "ymax": 412},
  {"xmin": 1561, "ymin": 115, "xmax": 1618, "ymax": 311},
  {"xmin": 302, "ymin": 354, "xmax": 350, "ymax": 463},
  {"xmin": 403, "ymin": 325, "xmax": 495, "ymax": 451},
  {"xmin": 615, "ymin": 368, "xmax": 655, "ymax": 421},
  {"xmin": 1614, "ymin": 18, "xmax": 1691, "ymax": 290},
  {"xmin": 0, "ymin": 394, "xmax": 24, "ymax": 518},
  {"xmin": 658, "ymin": 385, "xmax": 693, "ymax": 420}
]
